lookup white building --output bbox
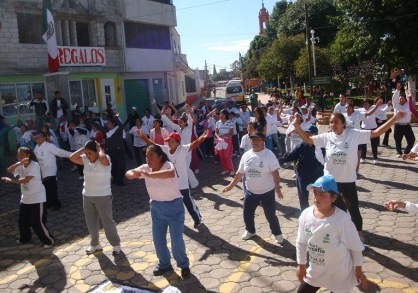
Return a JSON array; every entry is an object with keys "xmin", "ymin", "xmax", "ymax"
[{"xmin": 0, "ymin": 0, "xmax": 199, "ymax": 122}]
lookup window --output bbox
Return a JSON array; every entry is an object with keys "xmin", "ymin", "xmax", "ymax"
[
  {"xmin": 104, "ymin": 22, "xmax": 117, "ymax": 47},
  {"xmin": 17, "ymin": 13, "xmax": 43, "ymax": 44},
  {"xmin": 76, "ymin": 22, "xmax": 90, "ymax": 46},
  {"xmin": 125, "ymin": 22, "xmax": 171, "ymax": 50},
  {"xmin": 0, "ymin": 83, "xmax": 45, "ymax": 117},
  {"xmin": 0, "ymin": 83, "xmax": 45, "ymax": 116},
  {"xmin": 69, "ymin": 80, "xmax": 97, "ymax": 109},
  {"xmin": 185, "ymin": 76, "xmax": 196, "ymax": 93}
]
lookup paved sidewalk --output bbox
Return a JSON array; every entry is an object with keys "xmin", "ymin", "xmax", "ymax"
[{"xmin": 0, "ymin": 124, "xmax": 417, "ymax": 292}]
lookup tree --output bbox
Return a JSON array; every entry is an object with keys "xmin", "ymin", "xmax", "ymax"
[
  {"xmin": 295, "ymin": 46, "xmax": 332, "ymax": 81},
  {"xmin": 212, "ymin": 65, "xmax": 217, "ymax": 75},
  {"xmin": 333, "ymin": 0, "xmax": 418, "ymax": 72},
  {"xmin": 258, "ymin": 34, "xmax": 306, "ymax": 86}
]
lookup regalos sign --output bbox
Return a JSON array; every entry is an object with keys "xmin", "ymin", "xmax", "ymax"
[{"xmin": 58, "ymin": 46, "xmax": 106, "ymax": 66}]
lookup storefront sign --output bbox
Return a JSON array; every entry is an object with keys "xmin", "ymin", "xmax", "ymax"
[{"xmin": 58, "ymin": 46, "xmax": 106, "ymax": 66}]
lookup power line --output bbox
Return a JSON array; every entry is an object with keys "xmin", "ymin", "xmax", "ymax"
[{"xmin": 127, "ymin": 0, "xmax": 233, "ymax": 21}]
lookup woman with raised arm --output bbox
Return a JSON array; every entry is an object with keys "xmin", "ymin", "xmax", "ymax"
[
  {"xmin": 69, "ymin": 140, "xmax": 121, "ymax": 255},
  {"xmin": 292, "ymin": 111, "xmax": 406, "ymax": 242},
  {"xmin": 125, "ymin": 145, "xmax": 191, "ymax": 279}
]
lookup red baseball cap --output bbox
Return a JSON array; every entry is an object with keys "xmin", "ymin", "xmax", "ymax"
[{"xmin": 164, "ymin": 132, "xmax": 181, "ymax": 142}]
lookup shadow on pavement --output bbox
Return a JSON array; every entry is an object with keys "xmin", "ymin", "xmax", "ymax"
[{"xmin": 364, "ymin": 231, "xmax": 418, "ymax": 282}]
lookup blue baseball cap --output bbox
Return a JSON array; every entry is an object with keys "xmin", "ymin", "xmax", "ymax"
[
  {"xmin": 305, "ymin": 125, "xmax": 318, "ymax": 135},
  {"xmin": 307, "ymin": 175, "xmax": 339, "ymax": 194}
]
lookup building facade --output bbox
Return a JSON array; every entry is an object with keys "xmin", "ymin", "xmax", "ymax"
[{"xmin": 0, "ymin": 0, "xmax": 197, "ymax": 123}]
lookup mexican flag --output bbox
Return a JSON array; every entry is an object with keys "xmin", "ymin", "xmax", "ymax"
[{"xmin": 42, "ymin": 0, "xmax": 59, "ymax": 73}]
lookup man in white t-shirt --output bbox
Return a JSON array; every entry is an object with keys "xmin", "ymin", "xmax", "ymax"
[
  {"xmin": 333, "ymin": 93, "xmax": 347, "ymax": 114},
  {"xmin": 223, "ymin": 131, "xmax": 284, "ymax": 244},
  {"xmin": 34, "ymin": 132, "xmax": 72, "ymax": 210}
]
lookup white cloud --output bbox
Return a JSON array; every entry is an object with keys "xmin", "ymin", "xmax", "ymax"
[{"xmin": 206, "ymin": 40, "xmax": 251, "ymax": 52}]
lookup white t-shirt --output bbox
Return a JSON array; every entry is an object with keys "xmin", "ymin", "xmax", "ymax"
[
  {"xmin": 360, "ymin": 106, "xmax": 378, "ymax": 129},
  {"xmin": 296, "ymin": 206, "xmax": 364, "ymax": 292},
  {"xmin": 405, "ymin": 202, "xmax": 418, "ymax": 213},
  {"xmin": 411, "ymin": 143, "xmax": 418, "ymax": 153},
  {"xmin": 160, "ymin": 144, "xmax": 191, "ymax": 190},
  {"xmin": 13, "ymin": 161, "xmax": 46, "ymax": 204},
  {"xmin": 238, "ymin": 148, "xmax": 280, "ymax": 194},
  {"xmin": 240, "ymin": 134, "xmax": 252, "ymax": 153},
  {"xmin": 134, "ymin": 161, "xmax": 182, "ymax": 201},
  {"xmin": 216, "ymin": 120, "xmax": 234, "ymax": 136},
  {"xmin": 375, "ymin": 104, "xmax": 392, "ymax": 121},
  {"xmin": 334, "ymin": 102, "xmax": 346, "ymax": 114},
  {"xmin": 392, "ymin": 90, "xmax": 411, "ymax": 124},
  {"xmin": 141, "ymin": 115, "xmax": 155, "ymax": 133},
  {"xmin": 129, "ymin": 125, "xmax": 149, "ymax": 147},
  {"xmin": 312, "ymin": 129, "xmax": 370, "ymax": 182},
  {"xmin": 266, "ymin": 114, "xmax": 279, "ymax": 135},
  {"xmin": 344, "ymin": 110, "xmax": 365, "ymax": 130},
  {"xmin": 34, "ymin": 141, "xmax": 72, "ymax": 178},
  {"xmin": 240, "ymin": 111, "xmax": 251, "ymax": 129},
  {"xmin": 82, "ymin": 155, "xmax": 112, "ymax": 197}
]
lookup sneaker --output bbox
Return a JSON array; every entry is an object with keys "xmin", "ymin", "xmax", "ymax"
[
  {"xmin": 360, "ymin": 158, "xmax": 365, "ymax": 164},
  {"xmin": 220, "ymin": 171, "xmax": 228, "ymax": 175},
  {"xmin": 43, "ymin": 239, "xmax": 55, "ymax": 249},
  {"xmin": 112, "ymin": 245, "xmax": 121, "ymax": 255},
  {"xmin": 229, "ymin": 171, "xmax": 235, "ymax": 176},
  {"xmin": 241, "ymin": 230, "xmax": 255, "ymax": 240},
  {"xmin": 181, "ymin": 267, "xmax": 191, "ymax": 279},
  {"xmin": 194, "ymin": 169, "xmax": 200, "ymax": 175},
  {"xmin": 16, "ymin": 239, "xmax": 30, "ymax": 245},
  {"xmin": 153, "ymin": 265, "xmax": 173, "ymax": 276},
  {"xmin": 274, "ymin": 234, "xmax": 284, "ymax": 244},
  {"xmin": 372, "ymin": 159, "xmax": 378, "ymax": 164},
  {"xmin": 86, "ymin": 245, "xmax": 102, "ymax": 255},
  {"xmin": 397, "ymin": 154, "xmax": 402, "ymax": 158}
]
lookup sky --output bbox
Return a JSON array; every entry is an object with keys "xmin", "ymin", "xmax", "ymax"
[{"xmin": 175, "ymin": 0, "xmax": 277, "ymax": 72}]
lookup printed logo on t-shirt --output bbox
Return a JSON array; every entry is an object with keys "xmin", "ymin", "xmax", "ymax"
[
  {"xmin": 323, "ymin": 233, "xmax": 330, "ymax": 244},
  {"xmin": 308, "ymin": 242, "xmax": 325, "ymax": 266},
  {"xmin": 329, "ymin": 143, "xmax": 347, "ymax": 165},
  {"xmin": 259, "ymin": 161, "xmax": 264, "ymax": 168}
]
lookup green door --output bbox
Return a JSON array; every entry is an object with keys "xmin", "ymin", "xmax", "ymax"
[{"xmin": 124, "ymin": 79, "xmax": 150, "ymax": 116}]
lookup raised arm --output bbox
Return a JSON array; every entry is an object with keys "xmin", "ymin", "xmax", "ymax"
[
  {"xmin": 292, "ymin": 120, "xmax": 314, "ymax": 146},
  {"xmin": 135, "ymin": 130, "xmax": 154, "ymax": 146},
  {"xmin": 370, "ymin": 111, "xmax": 405, "ymax": 138},
  {"xmin": 69, "ymin": 147, "xmax": 85, "ymax": 165},
  {"xmin": 189, "ymin": 130, "xmax": 209, "ymax": 151},
  {"xmin": 364, "ymin": 99, "xmax": 383, "ymax": 117},
  {"xmin": 407, "ymin": 93, "xmax": 418, "ymax": 118}
]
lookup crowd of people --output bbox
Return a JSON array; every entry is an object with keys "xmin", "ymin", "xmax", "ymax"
[{"xmin": 0, "ymin": 83, "xmax": 417, "ymax": 289}]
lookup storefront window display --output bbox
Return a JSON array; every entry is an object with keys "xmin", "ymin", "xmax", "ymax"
[
  {"xmin": 69, "ymin": 79, "xmax": 97, "ymax": 109},
  {"xmin": 0, "ymin": 83, "xmax": 45, "ymax": 117}
]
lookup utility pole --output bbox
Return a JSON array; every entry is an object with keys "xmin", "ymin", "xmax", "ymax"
[
  {"xmin": 239, "ymin": 52, "xmax": 244, "ymax": 81},
  {"xmin": 304, "ymin": 4, "xmax": 313, "ymax": 96},
  {"xmin": 204, "ymin": 60, "xmax": 208, "ymax": 97}
]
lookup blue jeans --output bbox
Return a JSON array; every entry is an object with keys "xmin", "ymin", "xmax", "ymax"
[
  {"xmin": 150, "ymin": 198, "xmax": 189, "ymax": 269},
  {"xmin": 243, "ymin": 189, "xmax": 282, "ymax": 236},
  {"xmin": 265, "ymin": 135, "xmax": 273, "ymax": 151}
]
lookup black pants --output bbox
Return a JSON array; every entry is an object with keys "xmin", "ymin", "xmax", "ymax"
[
  {"xmin": 376, "ymin": 119, "xmax": 391, "ymax": 145},
  {"xmin": 297, "ymin": 282, "xmax": 321, "ymax": 293},
  {"xmin": 18, "ymin": 202, "xmax": 54, "ymax": 245},
  {"xmin": 334, "ymin": 182, "xmax": 362, "ymax": 231},
  {"xmin": 360, "ymin": 128, "xmax": 379, "ymax": 159},
  {"xmin": 42, "ymin": 176, "xmax": 61, "ymax": 209},
  {"xmin": 107, "ymin": 149, "xmax": 126, "ymax": 185},
  {"xmin": 132, "ymin": 146, "xmax": 145, "ymax": 166},
  {"xmin": 180, "ymin": 188, "xmax": 202, "ymax": 225},
  {"xmin": 394, "ymin": 124, "xmax": 416, "ymax": 155}
]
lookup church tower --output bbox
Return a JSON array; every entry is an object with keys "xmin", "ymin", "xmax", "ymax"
[{"xmin": 258, "ymin": 0, "xmax": 269, "ymax": 35}]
